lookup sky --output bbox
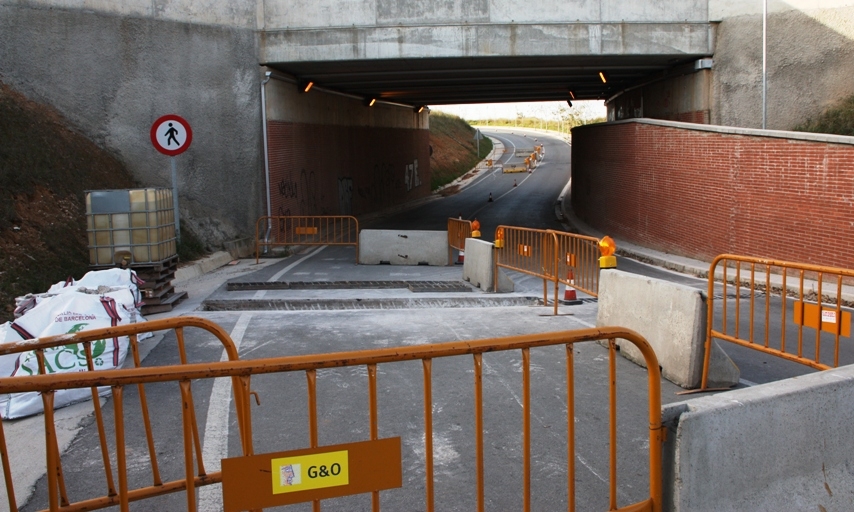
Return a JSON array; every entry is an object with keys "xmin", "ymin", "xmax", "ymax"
[{"xmin": 431, "ymin": 100, "xmax": 607, "ymax": 122}]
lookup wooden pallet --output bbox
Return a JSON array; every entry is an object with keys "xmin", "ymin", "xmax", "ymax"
[
  {"xmin": 132, "ymin": 255, "xmax": 188, "ymax": 315},
  {"xmin": 92, "ymin": 255, "xmax": 188, "ymax": 314}
]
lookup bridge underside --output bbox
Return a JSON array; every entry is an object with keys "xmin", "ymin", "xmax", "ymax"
[{"xmin": 262, "ymin": 23, "xmax": 713, "ymax": 106}]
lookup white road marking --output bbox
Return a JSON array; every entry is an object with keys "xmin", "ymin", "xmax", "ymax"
[
  {"xmin": 268, "ymin": 246, "xmax": 327, "ymax": 282},
  {"xmin": 198, "ymin": 313, "xmax": 252, "ymax": 511}
]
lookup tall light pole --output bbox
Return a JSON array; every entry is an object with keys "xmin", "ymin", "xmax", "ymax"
[{"xmin": 762, "ymin": 0, "xmax": 767, "ymax": 129}]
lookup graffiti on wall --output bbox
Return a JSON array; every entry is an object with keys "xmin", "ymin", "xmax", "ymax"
[
  {"xmin": 299, "ymin": 168, "xmax": 319, "ymax": 215},
  {"xmin": 357, "ymin": 162, "xmax": 398, "ymax": 207},
  {"xmin": 275, "ymin": 168, "xmax": 323, "ymax": 216},
  {"xmin": 404, "ymin": 159, "xmax": 421, "ymax": 191},
  {"xmin": 338, "ymin": 178, "xmax": 353, "ymax": 215}
]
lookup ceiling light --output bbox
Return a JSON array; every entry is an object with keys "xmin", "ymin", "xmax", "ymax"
[
  {"xmin": 298, "ymin": 80, "xmax": 314, "ymax": 93},
  {"xmin": 569, "ymin": 90, "xmax": 576, "ymax": 100},
  {"xmin": 364, "ymin": 97, "xmax": 377, "ymax": 107},
  {"xmin": 599, "ymin": 71, "xmax": 607, "ymax": 83}
]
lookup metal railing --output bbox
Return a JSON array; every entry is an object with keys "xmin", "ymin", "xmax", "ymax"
[
  {"xmin": 447, "ymin": 218, "xmax": 472, "ymax": 265},
  {"xmin": 255, "ymin": 215, "xmax": 359, "ymax": 263},
  {"xmin": 0, "ymin": 322, "xmax": 664, "ymax": 512},
  {"xmin": 0, "ymin": 317, "xmax": 253, "ymax": 512},
  {"xmin": 701, "ymin": 254, "xmax": 854, "ymax": 389},
  {"xmin": 494, "ymin": 226, "xmax": 604, "ymax": 314}
]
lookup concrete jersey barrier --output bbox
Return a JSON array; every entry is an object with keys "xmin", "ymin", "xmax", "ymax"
[
  {"xmin": 596, "ymin": 269, "xmax": 739, "ymax": 389},
  {"xmin": 359, "ymin": 230, "xmax": 447, "ymax": 265},
  {"xmin": 662, "ymin": 364, "xmax": 854, "ymax": 511}
]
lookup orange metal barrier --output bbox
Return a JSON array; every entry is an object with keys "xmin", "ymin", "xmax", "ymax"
[
  {"xmin": 0, "ymin": 321, "xmax": 664, "ymax": 512},
  {"xmin": 701, "ymin": 254, "xmax": 854, "ymax": 389},
  {"xmin": 553, "ymin": 230, "xmax": 603, "ymax": 299},
  {"xmin": 494, "ymin": 226, "xmax": 605, "ymax": 314},
  {"xmin": 255, "ymin": 215, "xmax": 359, "ymax": 263},
  {"xmin": 447, "ymin": 218, "xmax": 473, "ymax": 265},
  {"xmin": 0, "ymin": 317, "xmax": 253, "ymax": 512}
]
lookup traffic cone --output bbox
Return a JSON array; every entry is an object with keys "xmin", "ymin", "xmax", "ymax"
[
  {"xmin": 457, "ymin": 249, "xmax": 465, "ymax": 264},
  {"xmin": 514, "ymin": 179, "xmax": 517, "ymax": 187},
  {"xmin": 564, "ymin": 270, "xmax": 579, "ymax": 303}
]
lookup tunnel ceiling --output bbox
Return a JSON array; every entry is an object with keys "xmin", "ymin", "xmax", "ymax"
[{"xmin": 266, "ymin": 54, "xmax": 700, "ymax": 107}]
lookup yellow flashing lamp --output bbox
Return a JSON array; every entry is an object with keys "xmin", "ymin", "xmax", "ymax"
[
  {"xmin": 471, "ymin": 219, "xmax": 481, "ymax": 238},
  {"xmin": 598, "ymin": 235, "xmax": 617, "ymax": 269},
  {"xmin": 494, "ymin": 227, "xmax": 505, "ymax": 248}
]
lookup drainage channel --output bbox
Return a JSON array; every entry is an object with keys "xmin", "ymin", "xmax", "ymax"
[
  {"xmin": 203, "ymin": 296, "xmax": 541, "ymax": 312},
  {"xmin": 227, "ymin": 281, "xmax": 474, "ymax": 293}
]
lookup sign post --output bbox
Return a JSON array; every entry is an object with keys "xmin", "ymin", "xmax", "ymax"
[{"xmin": 150, "ymin": 114, "xmax": 192, "ymax": 243}]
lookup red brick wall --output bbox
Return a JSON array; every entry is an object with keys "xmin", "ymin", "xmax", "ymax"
[
  {"xmin": 571, "ymin": 121, "xmax": 854, "ymax": 267},
  {"xmin": 267, "ymin": 121, "xmax": 431, "ymax": 217}
]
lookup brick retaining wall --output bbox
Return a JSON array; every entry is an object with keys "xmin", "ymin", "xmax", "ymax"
[
  {"xmin": 268, "ymin": 121, "xmax": 431, "ymax": 217},
  {"xmin": 571, "ymin": 120, "xmax": 854, "ymax": 267}
]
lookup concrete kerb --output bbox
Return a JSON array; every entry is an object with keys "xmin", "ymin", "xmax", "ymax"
[{"xmin": 174, "ymin": 251, "xmax": 234, "ymax": 285}]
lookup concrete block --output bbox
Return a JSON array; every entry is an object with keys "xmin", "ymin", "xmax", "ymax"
[
  {"xmin": 462, "ymin": 238, "xmax": 514, "ymax": 292},
  {"xmin": 662, "ymin": 366, "xmax": 854, "ymax": 511},
  {"xmin": 359, "ymin": 230, "xmax": 447, "ymax": 266},
  {"xmin": 596, "ymin": 270, "xmax": 739, "ymax": 389},
  {"xmin": 223, "ymin": 237, "xmax": 255, "ymax": 259},
  {"xmin": 174, "ymin": 251, "xmax": 233, "ymax": 284}
]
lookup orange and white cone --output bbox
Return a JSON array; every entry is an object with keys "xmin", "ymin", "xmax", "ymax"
[
  {"xmin": 564, "ymin": 270, "xmax": 578, "ymax": 302},
  {"xmin": 457, "ymin": 249, "xmax": 465, "ymax": 264}
]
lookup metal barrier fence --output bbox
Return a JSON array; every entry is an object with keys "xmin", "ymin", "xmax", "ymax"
[
  {"xmin": 553, "ymin": 230, "xmax": 603, "ymax": 299},
  {"xmin": 0, "ymin": 317, "xmax": 252, "ymax": 512},
  {"xmin": 494, "ymin": 226, "xmax": 605, "ymax": 314},
  {"xmin": 447, "ymin": 218, "xmax": 472, "ymax": 265},
  {"xmin": 255, "ymin": 215, "xmax": 360, "ymax": 263},
  {"xmin": 701, "ymin": 254, "xmax": 854, "ymax": 389},
  {"xmin": 0, "ymin": 321, "xmax": 664, "ymax": 512}
]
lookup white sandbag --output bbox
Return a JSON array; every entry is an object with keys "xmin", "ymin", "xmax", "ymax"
[
  {"xmin": 1, "ymin": 288, "xmax": 140, "ymax": 419},
  {"xmin": 0, "ymin": 323, "xmax": 20, "ymax": 377},
  {"xmin": 16, "ymin": 269, "xmax": 143, "ymax": 318}
]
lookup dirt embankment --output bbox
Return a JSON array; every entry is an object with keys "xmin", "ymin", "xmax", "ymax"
[
  {"xmin": 0, "ymin": 82, "xmax": 137, "ymax": 322},
  {"xmin": 428, "ymin": 111, "xmax": 493, "ymax": 191}
]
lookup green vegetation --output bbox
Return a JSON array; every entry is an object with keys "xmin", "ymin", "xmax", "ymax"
[
  {"xmin": 177, "ymin": 226, "xmax": 208, "ymax": 262},
  {"xmin": 793, "ymin": 94, "xmax": 854, "ymax": 136},
  {"xmin": 429, "ymin": 111, "xmax": 494, "ymax": 190},
  {"xmin": 468, "ymin": 104, "xmax": 605, "ymax": 134}
]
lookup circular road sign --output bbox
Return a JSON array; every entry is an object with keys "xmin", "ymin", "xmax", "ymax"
[{"xmin": 150, "ymin": 114, "xmax": 192, "ymax": 156}]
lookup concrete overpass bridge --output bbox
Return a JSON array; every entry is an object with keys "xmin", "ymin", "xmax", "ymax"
[{"xmin": 260, "ymin": 0, "xmax": 713, "ymax": 107}]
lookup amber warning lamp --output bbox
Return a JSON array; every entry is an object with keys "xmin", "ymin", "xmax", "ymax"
[
  {"xmin": 494, "ymin": 227, "xmax": 505, "ymax": 248},
  {"xmin": 471, "ymin": 219, "xmax": 481, "ymax": 238},
  {"xmin": 598, "ymin": 236, "xmax": 617, "ymax": 269}
]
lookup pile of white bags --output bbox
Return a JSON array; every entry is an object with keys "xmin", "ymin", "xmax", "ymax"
[{"xmin": 0, "ymin": 268, "xmax": 148, "ymax": 419}]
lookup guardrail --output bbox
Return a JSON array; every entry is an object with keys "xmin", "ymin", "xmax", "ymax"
[
  {"xmin": 0, "ymin": 317, "xmax": 252, "ymax": 512},
  {"xmin": 447, "ymin": 218, "xmax": 472, "ymax": 265},
  {"xmin": 255, "ymin": 215, "xmax": 359, "ymax": 263},
  {"xmin": 493, "ymin": 226, "xmax": 607, "ymax": 314},
  {"xmin": 701, "ymin": 254, "xmax": 854, "ymax": 389},
  {"xmin": 0, "ymin": 321, "xmax": 664, "ymax": 512}
]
